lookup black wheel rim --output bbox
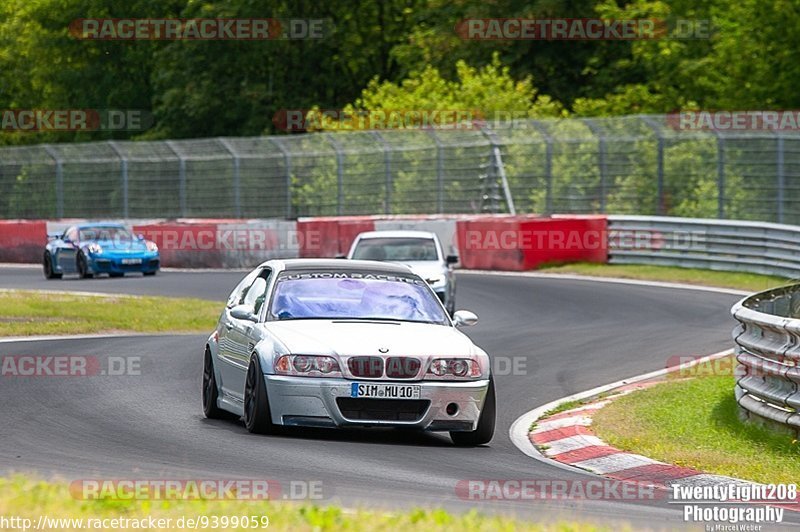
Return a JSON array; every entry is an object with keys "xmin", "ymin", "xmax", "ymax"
[
  {"xmin": 44, "ymin": 256, "xmax": 51, "ymax": 276},
  {"xmin": 244, "ymin": 363, "xmax": 256, "ymax": 424}
]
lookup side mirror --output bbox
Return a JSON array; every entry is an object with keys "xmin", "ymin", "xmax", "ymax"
[
  {"xmin": 230, "ymin": 304, "xmax": 258, "ymax": 322},
  {"xmin": 137, "ymin": 234, "xmax": 145, "ymax": 240},
  {"xmin": 452, "ymin": 310, "xmax": 478, "ymax": 327},
  {"xmin": 446, "ymin": 254, "xmax": 459, "ymax": 265}
]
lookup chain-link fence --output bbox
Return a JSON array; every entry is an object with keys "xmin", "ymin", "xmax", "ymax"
[{"xmin": 2, "ymin": 114, "xmax": 798, "ymax": 223}]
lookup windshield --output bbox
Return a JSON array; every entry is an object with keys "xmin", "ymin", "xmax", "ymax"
[
  {"xmin": 352, "ymin": 237, "xmax": 438, "ymax": 261},
  {"xmin": 269, "ymin": 272, "xmax": 448, "ymax": 324},
  {"xmin": 78, "ymin": 226, "xmax": 134, "ymax": 242}
]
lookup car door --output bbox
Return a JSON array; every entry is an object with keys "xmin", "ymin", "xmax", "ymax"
[
  {"xmin": 54, "ymin": 226, "xmax": 79, "ymax": 273},
  {"xmin": 219, "ymin": 268, "xmax": 273, "ymax": 401}
]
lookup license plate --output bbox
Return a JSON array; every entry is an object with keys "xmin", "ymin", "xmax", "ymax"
[
  {"xmin": 351, "ymin": 383, "xmax": 421, "ymax": 399},
  {"xmin": 121, "ymin": 258, "xmax": 142, "ymax": 265}
]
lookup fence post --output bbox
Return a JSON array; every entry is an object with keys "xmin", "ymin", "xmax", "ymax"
[
  {"xmin": 583, "ymin": 119, "xmax": 607, "ymax": 213},
  {"xmin": 218, "ymin": 138, "xmax": 242, "ymax": 218},
  {"xmin": 478, "ymin": 124, "xmax": 517, "ymax": 215},
  {"xmin": 165, "ymin": 141, "xmax": 186, "ymax": 217},
  {"xmin": 325, "ymin": 134, "xmax": 345, "ymax": 216},
  {"xmin": 42, "ymin": 145, "xmax": 64, "ymax": 218},
  {"xmin": 712, "ymin": 131, "xmax": 726, "ymax": 219},
  {"xmin": 640, "ymin": 116, "xmax": 665, "ymax": 215},
  {"xmin": 269, "ymin": 138, "xmax": 293, "ymax": 219},
  {"xmin": 777, "ymin": 133, "xmax": 785, "ymax": 224},
  {"xmin": 529, "ymin": 120, "xmax": 554, "ymax": 214},
  {"xmin": 371, "ymin": 131, "xmax": 392, "ymax": 214},
  {"xmin": 107, "ymin": 141, "xmax": 129, "ymax": 219},
  {"xmin": 426, "ymin": 130, "xmax": 445, "ymax": 214}
]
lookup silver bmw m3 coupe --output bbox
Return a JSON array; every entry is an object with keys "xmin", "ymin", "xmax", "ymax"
[{"xmin": 203, "ymin": 258, "xmax": 495, "ymax": 446}]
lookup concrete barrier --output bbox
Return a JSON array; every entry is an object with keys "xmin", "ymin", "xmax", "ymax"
[{"xmin": 2, "ymin": 215, "xmax": 608, "ymax": 270}]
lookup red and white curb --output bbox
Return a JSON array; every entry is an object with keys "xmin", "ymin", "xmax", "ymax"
[{"xmin": 509, "ymin": 349, "xmax": 799, "ymax": 511}]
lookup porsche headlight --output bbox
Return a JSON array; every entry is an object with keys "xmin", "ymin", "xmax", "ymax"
[
  {"xmin": 146, "ymin": 240, "xmax": 158, "ymax": 252},
  {"xmin": 87, "ymin": 243, "xmax": 103, "ymax": 255}
]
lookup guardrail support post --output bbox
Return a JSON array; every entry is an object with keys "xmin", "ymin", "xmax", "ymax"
[
  {"xmin": 426, "ymin": 130, "xmax": 446, "ymax": 214},
  {"xmin": 107, "ymin": 141, "xmax": 129, "ymax": 219},
  {"xmin": 715, "ymin": 133, "xmax": 726, "ymax": 219},
  {"xmin": 640, "ymin": 116, "xmax": 665, "ymax": 215},
  {"xmin": 269, "ymin": 138, "xmax": 293, "ymax": 219},
  {"xmin": 777, "ymin": 133, "xmax": 785, "ymax": 224},
  {"xmin": 218, "ymin": 138, "xmax": 242, "ymax": 218},
  {"xmin": 371, "ymin": 131, "xmax": 392, "ymax": 214},
  {"xmin": 530, "ymin": 120, "xmax": 554, "ymax": 215},
  {"xmin": 165, "ymin": 141, "xmax": 187, "ymax": 217},
  {"xmin": 326, "ymin": 134, "xmax": 345, "ymax": 216},
  {"xmin": 477, "ymin": 124, "xmax": 516, "ymax": 215},
  {"xmin": 42, "ymin": 145, "xmax": 64, "ymax": 218},
  {"xmin": 583, "ymin": 119, "xmax": 607, "ymax": 213}
]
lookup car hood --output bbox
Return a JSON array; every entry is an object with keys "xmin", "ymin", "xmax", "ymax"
[
  {"xmin": 84, "ymin": 239, "xmax": 148, "ymax": 252},
  {"xmin": 395, "ymin": 261, "xmax": 447, "ymax": 281},
  {"xmin": 264, "ymin": 320, "xmax": 475, "ymax": 358}
]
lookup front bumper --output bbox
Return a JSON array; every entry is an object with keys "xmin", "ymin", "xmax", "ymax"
[
  {"xmin": 265, "ymin": 375, "xmax": 489, "ymax": 431},
  {"xmin": 89, "ymin": 254, "xmax": 160, "ymax": 274}
]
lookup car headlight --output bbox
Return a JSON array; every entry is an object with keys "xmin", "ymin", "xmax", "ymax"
[
  {"xmin": 146, "ymin": 240, "xmax": 158, "ymax": 252},
  {"xmin": 274, "ymin": 355, "xmax": 342, "ymax": 377},
  {"xmin": 86, "ymin": 243, "xmax": 103, "ymax": 255},
  {"xmin": 425, "ymin": 358, "xmax": 482, "ymax": 380}
]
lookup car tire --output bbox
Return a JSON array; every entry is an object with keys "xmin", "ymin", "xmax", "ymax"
[
  {"xmin": 450, "ymin": 375, "xmax": 496, "ymax": 447},
  {"xmin": 109, "ymin": 272, "xmax": 124, "ymax": 278},
  {"xmin": 143, "ymin": 271, "xmax": 157, "ymax": 276},
  {"xmin": 43, "ymin": 253, "xmax": 62, "ymax": 280},
  {"xmin": 202, "ymin": 348, "xmax": 226, "ymax": 419},
  {"xmin": 76, "ymin": 251, "xmax": 94, "ymax": 279},
  {"xmin": 243, "ymin": 355, "xmax": 277, "ymax": 434}
]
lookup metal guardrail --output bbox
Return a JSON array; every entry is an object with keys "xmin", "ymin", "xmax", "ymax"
[
  {"xmin": 732, "ymin": 287, "xmax": 800, "ymax": 437},
  {"xmin": 608, "ymin": 215, "xmax": 800, "ymax": 279}
]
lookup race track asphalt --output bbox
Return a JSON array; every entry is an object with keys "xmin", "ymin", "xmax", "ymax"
[{"xmin": 1, "ymin": 266, "xmax": 786, "ymax": 529}]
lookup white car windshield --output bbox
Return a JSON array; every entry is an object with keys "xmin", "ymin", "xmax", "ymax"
[
  {"xmin": 352, "ymin": 237, "xmax": 438, "ymax": 261},
  {"xmin": 269, "ymin": 272, "xmax": 448, "ymax": 324}
]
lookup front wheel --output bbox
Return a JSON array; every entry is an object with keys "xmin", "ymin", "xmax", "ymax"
[
  {"xmin": 76, "ymin": 252, "xmax": 93, "ymax": 279},
  {"xmin": 109, "ymin": 272, "xmax": 124, "ymax": 278},
  {"xmin": 243, "ymin": 356, "xmax": 277, "ymax": 434},
  {"xmin": 450, "ymin": 375, "xmax": 496, "ymax": 446},
  {"xmin": 143, "ymin": 270, "xmax": 157, "ymax": 276},
  {"xmin": 43, "ymin": 253, "xmax": 62, "ymax": 280}
]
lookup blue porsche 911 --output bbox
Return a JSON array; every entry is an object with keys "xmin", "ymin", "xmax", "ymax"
[{"xmin": 43, "ymin": 223, "xmax": 160, "ymax": 279}]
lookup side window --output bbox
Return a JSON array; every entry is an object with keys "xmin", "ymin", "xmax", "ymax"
[
  {"xmin": 240, "ymin": 268, "xmax": 273, "ymax": 316},
  {"xmin": 226, "ymin": 269, "xmax": 260, "ymax": 308}
]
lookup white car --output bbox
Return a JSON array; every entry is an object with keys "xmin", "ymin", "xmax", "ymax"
[
  {"xmin": 203, "ymin": 258, "xmax": 495, "ymax": 446},
  {"xmin": 345, "ymin": 231, "xmax": 458, "ymax": 315}
]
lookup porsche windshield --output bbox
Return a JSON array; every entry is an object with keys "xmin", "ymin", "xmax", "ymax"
[
  {"xmin": 269, "ymin": 272, "xmax": 448, "ymax": 324},
  {"xmin": 78, "ymin": 226, "xmax": 133, "ymax": 242}
]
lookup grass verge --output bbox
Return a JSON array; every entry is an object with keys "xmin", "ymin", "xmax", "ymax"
[
  {"xmin": 0, "ymin": 290, "xmax": 220, "ymax": 336},
  {"xmin": 538, "ymin": 263, "xmax": 791, "ymax": 293},
  {"xmin": 0, "ymin": 476, "xmax": 606, "ymax": 531},
  {"xmin": 591, "ymin": 372, "xmax": 800, "ymax": 484}
]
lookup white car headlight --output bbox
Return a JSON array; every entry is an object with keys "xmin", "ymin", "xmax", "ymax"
[
  {"xmin": 425, "ymin": 358, "xmax": 482, "ymax": 380},
  {"xmin": 146, "ymin": 240, "xmax": 158, "ymax": 252},
  {"xmin": 87, "ymin": 243, "xmax": 103, "ymax": 255}
]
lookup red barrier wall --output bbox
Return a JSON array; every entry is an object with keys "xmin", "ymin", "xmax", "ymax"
[
  {"xmin": 0, "ymin": 221, "xmax": 47, "ymax": 263},
  {"xmin": 457, "ymin": 215, "xmax": 607, "ymax": 270},
  {"xmin": 296, "ymin": 217, "xmax": 375, "ymax": 258}
]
